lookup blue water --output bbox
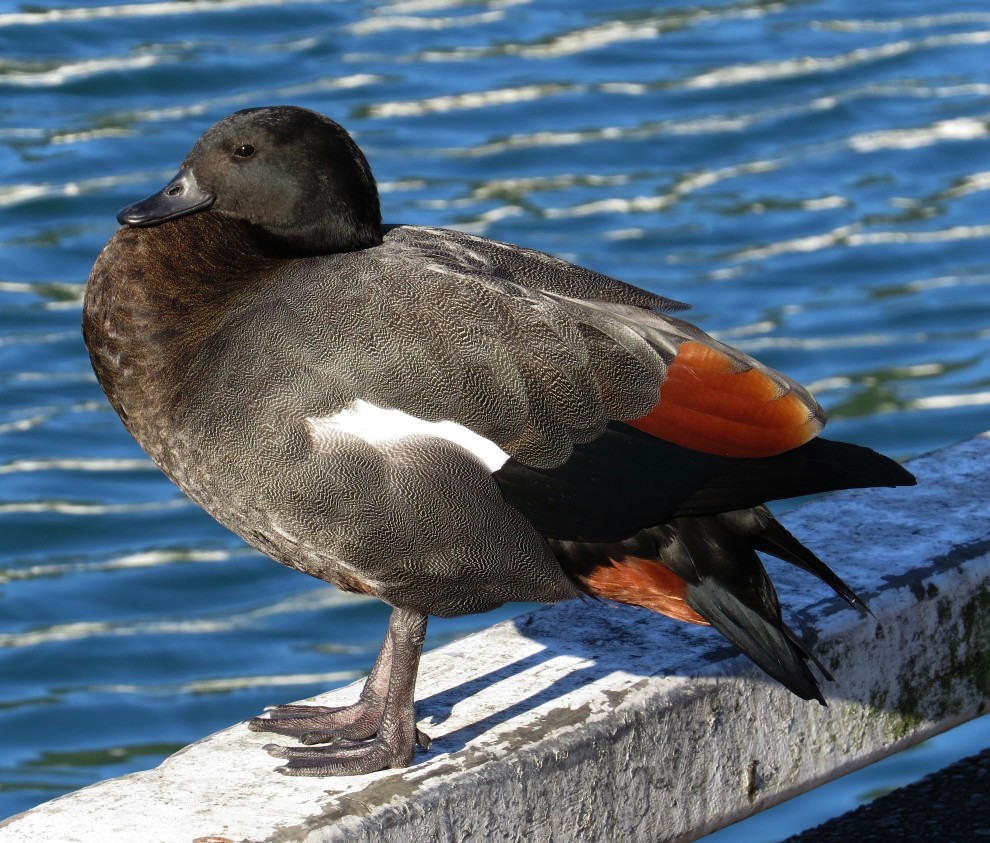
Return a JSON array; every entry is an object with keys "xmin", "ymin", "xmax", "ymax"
[{"xmin": 1, "ymin": 0, "xmax": 988, "ymax": 836}]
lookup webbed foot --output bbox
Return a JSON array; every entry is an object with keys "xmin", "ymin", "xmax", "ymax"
[
  {"xmin": 263, "ymin": 734, "xmax": 416, "ymax": 776},
  {"xmin": 248, "ymin": 607, "xmax": 430, "ymax": 776},
  {"xmin": 249, "ymin": 701, "xmax": 431, "ymax": 749}
]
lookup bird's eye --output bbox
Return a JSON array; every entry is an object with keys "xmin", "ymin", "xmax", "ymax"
[{"xmin": 234, "ymin": 144, "xmax": 255, "ymax": 159}]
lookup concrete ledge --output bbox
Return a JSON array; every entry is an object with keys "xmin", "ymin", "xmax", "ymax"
[{"xmin": 2, "ymin": 434, "xmax": 988, "ymax": 843}]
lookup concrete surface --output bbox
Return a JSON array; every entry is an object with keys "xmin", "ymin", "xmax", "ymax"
[{"xmin": 1, "ymin": 433, "xmax": 988, "ymax": 843}]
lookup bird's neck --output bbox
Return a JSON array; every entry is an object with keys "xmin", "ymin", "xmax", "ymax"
[{"xmin": 82, "ymin": 213, "xmax": 278, "ymax": 452}]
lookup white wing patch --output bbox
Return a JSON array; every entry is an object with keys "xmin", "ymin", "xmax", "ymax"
[{"xmin": 306, "ymin": 399, "xmax": 511, "ymax": 472}]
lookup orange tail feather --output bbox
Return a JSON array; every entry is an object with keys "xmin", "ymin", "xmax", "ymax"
[{"xmin": 578, "ymin": 555, "xmax": 708, "ymax": 626}]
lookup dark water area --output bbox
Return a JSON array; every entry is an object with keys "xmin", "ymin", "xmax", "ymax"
[{"xmin": 0, "ymin": 0, "xmax": 988, "ymax": 837}]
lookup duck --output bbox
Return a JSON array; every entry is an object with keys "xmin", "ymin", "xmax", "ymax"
[{"xmin": 83, "ymin": 105, "xmax": 915, "ymax": 777}]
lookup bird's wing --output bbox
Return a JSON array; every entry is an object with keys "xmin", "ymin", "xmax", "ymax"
[{"xmin": 370, "ymin": 225, "xmax": 824, "ymax": 470}]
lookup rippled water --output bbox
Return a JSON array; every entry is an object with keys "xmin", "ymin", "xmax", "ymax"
[{"xmin": 1, "ymin": 0, "xmax": 989, "ymax": 834}]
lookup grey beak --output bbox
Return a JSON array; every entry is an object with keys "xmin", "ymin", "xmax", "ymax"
[{"xmin": 117, "ymin": 169, "xmax": 215, "ymax": 227}]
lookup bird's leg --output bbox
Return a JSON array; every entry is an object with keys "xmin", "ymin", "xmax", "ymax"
[
  {"xmin": 249, "ymin": 615, "xmax": 396, "ymax": 742},
  {"xmin": 251, "ymin": 607, "xmax": 430, "ymax": 776}
]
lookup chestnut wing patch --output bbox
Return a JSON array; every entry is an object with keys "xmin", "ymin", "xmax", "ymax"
[{"xmin": 626, "ymin": 339, "xmax": 824, "ymax": 458}]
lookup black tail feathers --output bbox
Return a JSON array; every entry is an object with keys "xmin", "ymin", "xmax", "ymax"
[
  {"xmin": 657, "ymin": 506, "xmax": 868, "ymax": 703},
  {"xmin": 551, "ymin": 436, "xmax": 913, "ymax": 702},
  {"xmin": 686, "ymin": 577, "xmax": 826, "ymax": 702}
]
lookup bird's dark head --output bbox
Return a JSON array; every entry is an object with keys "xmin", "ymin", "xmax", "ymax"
[{"xmin": 117, "ymin": 106, "xmax": 383, "ymax": 256}]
